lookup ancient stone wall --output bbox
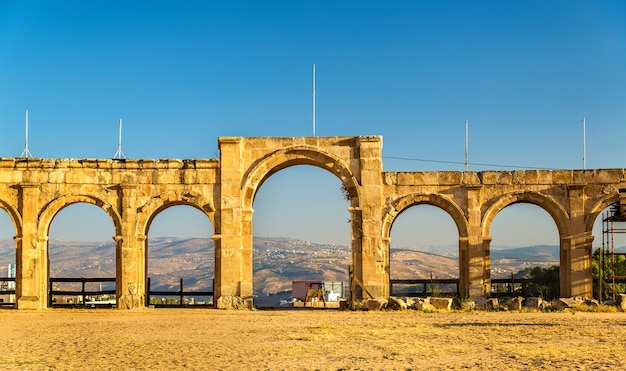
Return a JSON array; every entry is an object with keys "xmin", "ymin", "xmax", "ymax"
[{"xmin": 0, "ymin": 137, "xmax": 624, "ymax": 309}]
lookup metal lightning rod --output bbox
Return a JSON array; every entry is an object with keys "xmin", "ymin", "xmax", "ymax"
[
  {"xmin": 312, "ymin": 63, "xmax": 316, "ymax": 137},
  {"xmin": 113, "ymin": 118, "xmax": 126, "ymax": 159},
  {"xmin": 465, "ymin": 120, "xmax": 469, "ymax": 171},
  {"xmin": 582, "ymin": 117, "xmax": 586, "ymax": 170},
  {"xmin": 19, "ymin": 109, "xmax": 33, "ymax": 158}
]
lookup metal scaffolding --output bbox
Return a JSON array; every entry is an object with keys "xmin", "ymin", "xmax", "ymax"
[{"xmin": 598, "ymin": 203, "xmax": 626, "ymax": 301}]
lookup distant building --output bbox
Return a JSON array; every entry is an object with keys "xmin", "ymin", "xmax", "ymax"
[{"xmin": 292, "ymin": 280, "xmax": 345, "ymax": 303}]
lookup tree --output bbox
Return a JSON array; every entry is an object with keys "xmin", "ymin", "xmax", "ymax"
[
  {"xmin": 592, "ymin": 249, "xmax": 626, "ymax": 299},
  {"xmin": 524, "ymin": 265, "xmax": 559, "ymax": 300}
]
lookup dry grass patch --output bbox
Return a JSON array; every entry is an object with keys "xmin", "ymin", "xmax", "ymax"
[{"xmin": 0, "ymin": 309, "xmax": 625, "ymax": 370}]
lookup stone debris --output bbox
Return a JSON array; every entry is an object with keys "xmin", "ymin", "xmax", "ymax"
[
  {"xmin": 387, "ymin": 296, "xmax": 408, "ymax": 311},
  {"xmin": 430, "ymin": 297, "xmax": 453, "ymax": 310},
  {"xmin": 413, "ymin": 297, "xmax": 436, "ymax": 311},
  {"xmin": 524, "ymin": 297, "xmax": 545, "ymax": 309},
  {"xmin": 365, "ymin": 298, "xmax": 387, "ymax": 311},
  {"xmin": 506, "ymin": 296, "xmax": 524, "ymax": 310},
  {"xmin": 617, "ymin": 294, "xmax": 626, "ymax": 311}
]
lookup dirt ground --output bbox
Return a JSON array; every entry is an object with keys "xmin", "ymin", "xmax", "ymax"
[{"xmin": 1, "ymin": 308, "xmax": 625, "ymax": 370}]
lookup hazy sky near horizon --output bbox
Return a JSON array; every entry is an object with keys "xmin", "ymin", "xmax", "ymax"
[{"xmin": 0, "ymin": 1, "xmax": 625, "ymax": 248}]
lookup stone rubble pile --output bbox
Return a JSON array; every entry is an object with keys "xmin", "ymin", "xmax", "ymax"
[{"xmin": 360, "ymin": 295, "xmax": 623, "ymax": 312}]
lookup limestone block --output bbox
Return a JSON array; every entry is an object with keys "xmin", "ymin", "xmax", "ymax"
[
  {"xmin": 387, "ymin": 296, "xmax": 407, "ymax": 310},
  {"xmin": 497, "ymin": 172, "xmax": 513, "ymax": 185},
  {"xmin": 617, "ymin": 294, "xmax": 626, "ymax": 311},
  {"xmin": 413, "ymin": 298, "xmax": 435, "ymax": 311},
  {"xmin": 365, "ymin": 298, "xmax": 387, "ymax": 311},
  {"xmin": 217, "ymin": 295, "xmax": 246, "ymax": 309},
  {"xmin": 430, "ymin": 297, "xmax": 452, "ymax": 310},
  {"xmin": 437, "ymin": 172, "xmax": 462, "ymax": 185},
  {"xmin": 404, "ymin": 297, "xmax": 416, "ymax": 308},
  {"xmin": 553, "ymin": 297, "xmax": 583, "ymax": 310},
  {"xmin": 535, "ymin": 170, "xmax": 553, "ymax": 184},
  {"xmin": 506, "ymin": 296, "xmax": 524, "ymax": 310},
  {"xmin": 397, "ymin": 172, "xmax": 414, "ymax": 186},
  {"xmin": 485, "ymin": 298, "xmax": 499, "ymax": 310},
  {"xmin": 553, "ymin": 170, "xmax": 573, "ymax": 184},
  {"xmin": 479, "ymin": 171, "xmax": 498, "ymax": 185},
  {"xmin": 512, "ymin": 170, "xmax": 525, "ymax": 184},
  {"xmin": 460, "ymin": 300, "xmax": 475, "ymax": 311},
  {"xmin": 461, "ymin": 172, "xmax": 481, "ymax": 186},
  {"xmin": 524, "ymin": 297, "xmax": 544, "ymax": 309},
  {"xmin": 384, "ymin": 172, "xmax": 398, "ymax": 185},
  {"xmin": 597, "ymin": 169, "xmax": 623, "ymax": 184}
]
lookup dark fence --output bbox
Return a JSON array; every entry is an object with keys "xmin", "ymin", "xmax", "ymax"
[
  {"xmin": 0, "ymin": 277, "xmax": 16, "ymax": 306},
  {"xmin": 390, "ymin": 278, "xmax": 460, "ymax": 297},
  {"xmin": 147, "ymin": 278, "xmax": 214, "ymax": 308},
  {"xmin": 390, "ymin": 277, "xmax": 555, "ymax": 298},
  {"xmin": 49, "ymin": 277, "xmax": 116, "ymax": 308}
]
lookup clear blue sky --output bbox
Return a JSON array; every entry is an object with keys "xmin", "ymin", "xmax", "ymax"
[{"xmin": 0, "ymin": 1, "xmax": 624, "ymax": 248}]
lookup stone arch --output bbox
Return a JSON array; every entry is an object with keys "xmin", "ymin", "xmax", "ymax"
[
  {"xmin": 0, "ymin": 199, "xmax": 22, "ymax": 238},
  {"xmin": 241, "ymin": 146, "xmax": 360, "ymax": 210},
  {"xmin": 38, "ymin": 194, "xmax": 122, "ymax": 239},
  {"xmin": 140, "ymin": 198, "xmax": 215, "ymax": 238},
  {"xmin": 585, "ymin": 194, "xmax": 620, "ymax": 232},
  {"xmin": 482, "ymin": 191, "xmax": 570, "ymax": 239},
  {"xmin": 382, "ymin": 193, "xmax": 468, "ymax": 241}
]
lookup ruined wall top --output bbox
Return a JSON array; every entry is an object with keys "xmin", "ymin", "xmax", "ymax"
[{"xmin": 384, "ymin": 169, "xmax": 626, "ymax": 186}]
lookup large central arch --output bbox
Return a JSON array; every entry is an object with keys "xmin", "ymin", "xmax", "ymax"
[{"xmin": 242, "ymin": 146, "xmax": 361, "ymax": 209}]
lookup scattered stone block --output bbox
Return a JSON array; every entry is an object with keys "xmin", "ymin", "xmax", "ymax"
[
  {"xmin": 617, "ymin": 294, "xmax": 626, "ymax": 311},
  {"xmin": 387, "ymin": 297, "xmax": 408, "ymax": 310},
  {"xmin": 486, "ymin": 298, "xmax": 499, "ymax": 310},
  {"xmin": 506, "ymin": 296, "xmax": 524, "ymax": 310},
  {"xmin": 404, "ymin": 297, "xmax": 416, "ymax": 308},
  {"xmin": 365, "ymin": 298, "xmax": 387, "ymax": 311},
  {"xmin": 414, "ymin": 299, "xmax": 436, "ymax": 312},
  {"xmin": 553, "ymin": 297, "xmax": 583, "ymax": 310},
  {"xmin": 460, "ymin": 300, "xmax": 475, "ymax": 311},
  {"xmin": 430, "ymin": 297, "xmax": 453, "ymax": 310},
  {"xmin": 524, "ymin": 297, "xmax": 545, "ymax": 309},
  {"xmin": 473, "ymin": 297, "xmax": 488, "ymax": 310}
]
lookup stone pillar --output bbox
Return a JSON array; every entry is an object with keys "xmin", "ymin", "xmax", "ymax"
[
  {"xmin": 463, "ymin": 185, "xmax": 487, "ymax": 298},
  {"xmin": 560, "ymin": 232, "xmax": 593, "ymax": 298},
  {"xmin": 117, "ymin": 184, "xmax": 145, "ymax": 309},
  {"xmin": 16, "ymin": 183, "xmax": 46, "ymax": 309},
  {"xmin": 215, "ymin": 137, "xmax": 251, "ymax": 309},
  {"xmin": 561, "ymin": 184, "xmax": 593, "ymax": 298},
  {"xmin": 353, "ymin": 136, "xmax": 386, "ymax": 300}
]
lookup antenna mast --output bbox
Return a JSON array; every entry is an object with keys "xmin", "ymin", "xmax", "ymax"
[
  {"xmin": 113, "ymin": 118, "xmax": 126, "ymax": 159},
  {"xmin": 582, "ymin": 117, "xmax": 586, "ymax": 170},
  {"xmin": 465, "ymin": 120, "xmax": 469, "ymax": 171},
  {"xmin": 312, "ymin": 64, "xmax": 316, "ymax": 137},
  {"xmin": 19, "ymin": 109, "xmax": 33, "ymax": 158}
]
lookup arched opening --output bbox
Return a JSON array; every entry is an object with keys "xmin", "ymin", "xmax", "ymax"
[
  {"xmin": 252, "ymin": 165, "xmax": 350, "ymax": 308},
  {"xmin": 591, "ymin": 204, "xmax": 626, "ymax": 300},
  {"xmin": 146, "ymin": 205, "xmax": 214, "ymax": 307},
  {"xmin": 389, "ymin": 204, "xmax": 459, "ymax": 297},
  {"xmin": 489, "ymin": 203, "xmax": 560, "ymax": 299},
  {"xmin": 0, "ymin": 209, "xmax": 16, "ymax": 306},
  {"xmin": 48, "ymin": 203, "xmax": 116, "ymax": 307}
]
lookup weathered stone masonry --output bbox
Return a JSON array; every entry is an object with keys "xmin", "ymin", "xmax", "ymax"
[{"xmin": 1, "ymin": 136, "xmax": 625, "ymax": 309}]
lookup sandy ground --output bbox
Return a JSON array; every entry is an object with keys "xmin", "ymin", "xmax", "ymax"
[{"xmin": 0, "ymin": 308, "xmax": 625, "ymax": 370}]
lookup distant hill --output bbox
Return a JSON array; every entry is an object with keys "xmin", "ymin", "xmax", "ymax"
[{"xmin": 0, "ymin": 237, "xmax": 583, "ymax": 303}]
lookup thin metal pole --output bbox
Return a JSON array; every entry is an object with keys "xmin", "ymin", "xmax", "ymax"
[
  {"xmin": 113, "ymin": 118, "xmax": 126, "ymax": 159},
  {"xmin": 465, "ymin": 120, "xmax": 468, "ymax": 171},
  {"xmin": 582, "ymin": 117, "xmax": 586, "ymax": 170},
  {"xmin": 312, "ymin": 64, "xmax": 316, "ymax": 137},
  {"xmin": 19, "ymin": 109, "xmax": 33, "ymax": 158}
]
